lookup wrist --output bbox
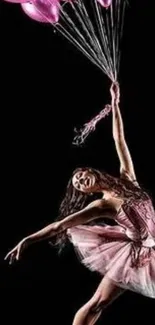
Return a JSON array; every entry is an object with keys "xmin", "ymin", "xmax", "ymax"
[{"xmin": 111, "ymin": 97, "xmax": 118, "ymax": 106}]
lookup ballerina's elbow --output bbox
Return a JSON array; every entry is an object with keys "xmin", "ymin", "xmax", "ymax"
[{"xmin": 54, "ymin": 221, "xmax": 65, "ymax": 234}]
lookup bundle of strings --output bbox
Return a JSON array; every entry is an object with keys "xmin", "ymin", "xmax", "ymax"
[
  {"xmin": 57, "ymin": 0, "xmax": 127, "ymax": 82},
  {"xmin": 20, "ymin": 0, "xmax": 127, "ymax": 81},
  {"xmin": 72, "ymin": 104, "xmax": 111, "ymax": 145},
  {"xmin": 57, "ymin": 0, "xmax": 126, "ymax": 145},
  {"xmin": 20, "ymin": 0, "xmax": 126, "ymax": 145}
]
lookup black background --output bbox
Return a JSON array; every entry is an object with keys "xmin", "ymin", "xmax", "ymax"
[{"xmin": 0, "ymin": 0, "xmax": 155, "ymax": 323}]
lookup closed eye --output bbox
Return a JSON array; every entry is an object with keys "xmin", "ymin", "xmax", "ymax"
[{"xmin": 76, "ymin": 172, "xmax": 82, "ymax": 180}]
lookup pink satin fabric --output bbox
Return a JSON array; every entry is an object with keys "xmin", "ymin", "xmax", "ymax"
[{"xmin": 67, "ymin": 194, "xmax": 155, "ymax": 298}]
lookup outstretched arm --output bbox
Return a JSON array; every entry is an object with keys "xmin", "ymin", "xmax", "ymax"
[
  {"xmin": 5, "ymin": 199, "xmax": 116, "ymax": 263},
  {"xmin": 110, "ymin": 83, "xmax": 138, "ymax": 184}
]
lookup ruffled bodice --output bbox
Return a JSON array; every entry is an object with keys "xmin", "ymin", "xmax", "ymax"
[{"xmin": 115, "ymin": 195, "xmax": 155, "ymax": 247}]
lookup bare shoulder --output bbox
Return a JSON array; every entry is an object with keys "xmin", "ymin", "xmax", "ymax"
[{"xmin": 88, "ymin": 198, "xmax": 119, "ymax": 212}]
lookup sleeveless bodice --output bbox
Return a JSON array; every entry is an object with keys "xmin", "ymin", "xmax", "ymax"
[{"xmin": 115, "ymin": 195, "xmax": 155, "ymax": 248}]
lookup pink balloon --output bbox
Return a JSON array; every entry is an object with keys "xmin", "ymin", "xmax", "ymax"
[
  {"xmin": 33, "ymin": 0, "xmax": 60, "ymax": 22},
  {"xmin": 4, "ymin": 0, "xmax": 27, "ymax": 3},
  {"xmin": 97, "ymin": 0, "xmax": 112, "ymax": 8},
  {"xmin": 60, "ymin": 0, "xmax": 74, "ymax": 2},
  {"xmin": 21, "ymin": 1, "xmax": 59, "ymax": 24},
  {"xmin": 21, "ymin": 3, "xmax": 48, "ymax": 22}
]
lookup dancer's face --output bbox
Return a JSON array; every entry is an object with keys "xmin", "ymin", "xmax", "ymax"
[{"xmin": 72, "ymin": 170, "xmax": 97, "ymax": 193}]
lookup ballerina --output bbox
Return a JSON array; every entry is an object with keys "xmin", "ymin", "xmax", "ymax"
[{"xmin": 5, "ymin": 83, "xmax": 155, "ymax": 325}]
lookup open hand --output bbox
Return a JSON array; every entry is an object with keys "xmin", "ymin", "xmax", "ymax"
[{"xmin": 4, "ymin": 238, "xmax": 29, "ymax": 264}]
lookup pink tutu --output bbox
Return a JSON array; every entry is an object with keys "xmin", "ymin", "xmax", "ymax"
[{"xmin": 67, "ymin": 195, "xmax": 155, "ymax": 298}]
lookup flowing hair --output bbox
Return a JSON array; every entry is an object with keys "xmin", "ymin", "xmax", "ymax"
[{"xmin": 54, "ymin": 167, "xmax": 146, "ymax": 253}]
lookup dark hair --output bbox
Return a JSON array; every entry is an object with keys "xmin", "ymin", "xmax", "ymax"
[{"xmin": 54, "ymin": 167, "xmax": 145, "ymax": 253}]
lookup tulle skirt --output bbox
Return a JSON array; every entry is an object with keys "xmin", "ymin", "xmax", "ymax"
[{"xmin": 67, "ymin": 224, "xmax": 155, "ymax": 298}]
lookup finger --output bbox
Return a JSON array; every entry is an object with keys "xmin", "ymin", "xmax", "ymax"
[
  {"xmin": 4, "ymin": 245, "xmax": 18, "ymax": 260},
  {"xmin": 16, "ymin": 246, "xmax": 21, "ymax": 260},
  {"xmin": 4, "ymin": 246, "xmax": 17, "ymax": 260},
  {"xmin": 4, "ymin": 254, "xmax": 9, "ymax": 260},
  {"xmin": 9, "ymin": 253, "xmax": 15, "ymax": 265},
  {"xmin": 11, "ymin": 252, "xmax": 17, "ymax": 264},
  {"xmin": 4, "ymin": 251, "xmax": 12, "ymax": 260}
]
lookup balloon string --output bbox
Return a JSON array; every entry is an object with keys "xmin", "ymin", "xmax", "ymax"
[{"xmin": 20, "ymin": 0, "xmax": 126, "ymax": 81}]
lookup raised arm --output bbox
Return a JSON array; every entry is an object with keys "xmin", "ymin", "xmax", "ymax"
[
  {"xmin": 110, "ymin": 83, "xmax": 138, "ymax": 184},
  {"xmin": 5, "ymin": 199, "xmax": 116, "ymax": 264}
]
